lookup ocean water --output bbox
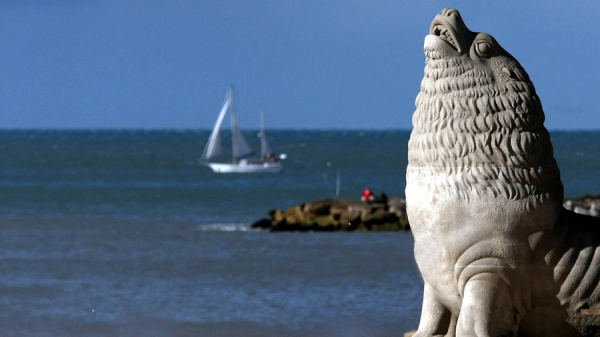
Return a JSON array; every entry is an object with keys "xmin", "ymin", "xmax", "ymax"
[{"xmin": 0, "ymin": 129, "xmax": 598, "ymax": 337}]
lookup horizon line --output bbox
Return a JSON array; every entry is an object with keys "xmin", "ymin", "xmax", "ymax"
[{"xmin": 0, "ymin": 127, "xmax": 598, "ymax": 132}]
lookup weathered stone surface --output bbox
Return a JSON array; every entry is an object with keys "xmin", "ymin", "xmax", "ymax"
[
  {"xmin": 253, "ymin": 198, "xmax": 410, "ymax": 232},
  {"xmin": 406, "ymin": 8, "xmax": 600, "ymax": 337}
]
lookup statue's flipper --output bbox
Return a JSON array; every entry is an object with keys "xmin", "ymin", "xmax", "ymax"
[
  {"xmin": 457, "ymin": 273, "xmax": 519, "ymax": 337},
  {"xmin": 414, "ymin": 283, "xmax": 456, "ymax": 337}
]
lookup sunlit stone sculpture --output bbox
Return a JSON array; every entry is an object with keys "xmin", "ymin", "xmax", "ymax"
[{"xmin": 406, "ymin": 8, "xmax": 600, "ymax": 337}]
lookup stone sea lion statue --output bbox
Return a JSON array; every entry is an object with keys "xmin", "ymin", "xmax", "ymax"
[{"xmin": 406, "ymin": 8, "xmax": 600, "ymax": 337}]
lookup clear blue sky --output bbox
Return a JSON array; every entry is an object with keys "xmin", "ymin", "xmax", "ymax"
[{"xmin": 0, "ymin": 0, "xmax": 599, "ymax": 130}]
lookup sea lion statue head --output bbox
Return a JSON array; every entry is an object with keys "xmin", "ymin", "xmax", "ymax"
[
  {"xmin": 410, "ymin": 7, "xmax": 563, "ymax": 206},
  {"xmin": 424, "ymin": 7, "xmax": 530, "ymax": 91}
]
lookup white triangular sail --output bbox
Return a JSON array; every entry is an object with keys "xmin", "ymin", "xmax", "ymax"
[
  {"xmin": 260, "ymin": 132, "xmax": 272, "ymax": 159},
  {"xmin": 260, "ymin": 109, "xmax": 272, "ymax": 159},
  {"xmin": 201, "ymin": 88, "xmax": 232, "ymax": 161},
  {"xmin": 230, "ymin": 92, "xmax": 254, "ymax": 161}
]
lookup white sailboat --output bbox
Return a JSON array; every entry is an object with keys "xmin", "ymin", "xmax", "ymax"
[{"xmin": 200, "ymin": 87, "xmax": 285, "ymax": 173}]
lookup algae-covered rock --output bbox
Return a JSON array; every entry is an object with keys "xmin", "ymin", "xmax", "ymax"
[
  {"xmin": 285, "ymin": 205, "xmax": 305, "ymax": 225},
  {"xmin": 303, "ymin": 200, "xmax": 333, "ymax": 216},
  {"xmin": 339, "ymin": 208, "xmax": 361, "ymax": 227},
  {"xmin": 253, "ymin": 197, "xmax": 410, "ymax": 231},
  {"xmin": 270, "ymin": 209, "xmax": 286, "ymax": 224}
]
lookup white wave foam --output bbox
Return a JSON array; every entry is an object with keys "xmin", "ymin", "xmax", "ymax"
[{"xmin": 200, "ymin": 223, "xmax": 254, "ymax": 232}]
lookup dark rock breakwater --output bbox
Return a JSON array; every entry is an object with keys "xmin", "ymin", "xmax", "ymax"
[
  {"xmin": 252, "ymin": 197, "xmax": 409, "ymax": 232},
  {"xmin": 252, "ymin": 195, "xmax": 600, "ymax": 232},
  {"xmin": 564, "ymin": 194, "xmax": 600, "ymax": 217}
]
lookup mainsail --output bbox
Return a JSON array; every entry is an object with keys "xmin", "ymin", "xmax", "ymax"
[
  {"xmin": 230, "ymin": 93, "xmax": 254, "ymax": 161},
  {"xmin": 201, "ymin": 87, "xmax": 254, "ymax": 163},
  {"xmin": 259, "ymin": 109, "xmax": 272, "ymax": 159},
  {"xmin": 201, "ymin": 89, "xmax": 231, "ymax": 160}
]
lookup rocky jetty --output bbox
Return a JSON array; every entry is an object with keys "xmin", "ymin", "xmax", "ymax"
[
  {"xmin": 251, "ymin": 195, "xmax": 600, "ymax": 232},
  {"xmin": 252, "ymin": 197, "xmax": 409, "ymax": 232},
  {"xmin": 564, "ymin": 194, "xmax": 600, "ymax": 217}
]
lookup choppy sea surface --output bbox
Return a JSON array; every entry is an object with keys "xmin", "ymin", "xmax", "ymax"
[{"xmin": 0, "ymin": 129, "xmax": 598, "ymax": 337}]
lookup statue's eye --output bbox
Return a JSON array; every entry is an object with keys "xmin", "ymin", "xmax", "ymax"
[{"xmin": 476, "ymin": 41, "xmax": 492, "ymax": 57}]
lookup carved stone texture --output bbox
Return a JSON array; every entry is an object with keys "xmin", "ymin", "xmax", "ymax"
[{"xmin": 406, "ymin": 8, "xmax": 600, "ymax": 337}]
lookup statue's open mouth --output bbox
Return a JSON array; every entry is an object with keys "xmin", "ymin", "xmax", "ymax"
[{"xmin": 431, "ymin": 21, "xmax": 458, "ymax": 52}]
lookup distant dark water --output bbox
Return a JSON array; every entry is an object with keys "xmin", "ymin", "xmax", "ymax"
[{"xmin": 0, "ymin": 129, "xmax": 597, "ymax": 336}]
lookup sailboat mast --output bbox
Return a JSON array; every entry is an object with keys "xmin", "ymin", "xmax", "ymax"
[
  {"xmin": 260, "ymin": 108, "xmax": 265, "ymax": 134},
  {"xmin": 260, "ymin": 109, "xmax": 265, "ymax": 159},
  {"xmin": 230, "ymin": 86, "xmax": 237, "ymax": 164}
]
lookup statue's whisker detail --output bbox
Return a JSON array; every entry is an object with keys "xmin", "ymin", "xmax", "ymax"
[{"xmin": 406, "ymin": 8, "xmax": 600, "ymax": 337}]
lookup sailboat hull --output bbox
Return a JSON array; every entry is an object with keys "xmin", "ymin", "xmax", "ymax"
[{"xmin": 204, "ymin": 161, "xmax": 283, "ymax": 173}]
